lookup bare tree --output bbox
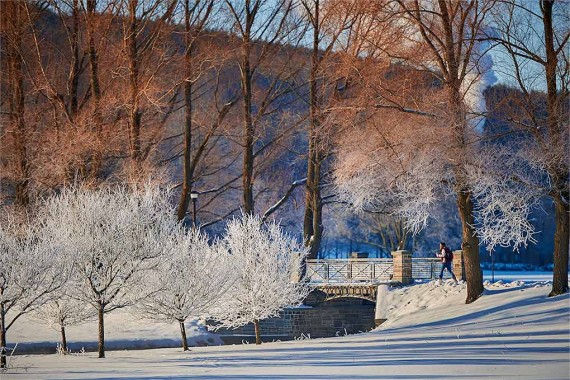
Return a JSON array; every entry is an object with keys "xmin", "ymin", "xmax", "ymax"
[
  {"xmin": 1, "ymin": 1, "xmax": 32, "ymax": 207},
  {"xmin": 175, "ymin": 0, "xmax": 242, "ymax": 222},
  {"xmin": 299, "ymin": 0, "xmax": 363, "ymax": 259},
  {"xmin": 485, "ymin": 0, "xmax": 569, "ymax": 296},
  {"xmin": 223, "ymin": 0, "xmax": 302, "ymax": 215},
  {"xmin": 114, "ymin": 0, "xmax": 179, "ymax": 177}
]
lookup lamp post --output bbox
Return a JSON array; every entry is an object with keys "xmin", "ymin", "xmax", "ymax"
[
  {"xmin": 190, "ymin": 192, "xmax": 198, "ymax": 229},
  {"xmin": 491, "ymin": 250, "xmax": 495, "ymax": 283}
]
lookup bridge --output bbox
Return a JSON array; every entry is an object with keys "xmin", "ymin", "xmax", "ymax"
[
  {"xmin": 305, "ymin": 250, "xmax": 466, "ymax": 302},
  {"xmin": 215, "ymin": 250, "xmax": 466, "ymax": 343}
]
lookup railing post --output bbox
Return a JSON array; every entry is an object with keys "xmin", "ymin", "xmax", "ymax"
[
  {"xmin": 453, "ymin": 250, "xmax": 466, "ymax": 281},
  {"xmin": 391, "ymin": 250, "xmax": 413, "ymax": 285}
]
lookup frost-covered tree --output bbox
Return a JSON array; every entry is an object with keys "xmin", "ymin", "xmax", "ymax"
[
  {"xmin": 39, "ymin": 186, "xmax": 178, "ymax": 358},
  {"xmin": 31, "ymin": 291, "xmax": 96, "ymax": 354},
  {"xmin": 485, "ymin": 0, "xmax": 569, "ymax": 296},
  {"xmin": 211, "ymin": 214, "xmax": 310, "ymax": 344},
  {"xmin": 334, "ymin": 0, "xmax": 499, "ymax": 303},
  {"xmin": 138, "ymin": 229, "xmax": 233, "ymax": 351},
  {"xmin": 0, "ymin": 220, "xmax": 65, "ymax": 368}
]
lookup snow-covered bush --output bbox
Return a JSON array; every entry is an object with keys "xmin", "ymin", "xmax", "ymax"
[
  {"xmin": 210, "ymin": 214, "xmax": 310, "ymax": 344},
  {"xmin": 138, "ymin": 229, "xmax": 234, "ymax": 351}
]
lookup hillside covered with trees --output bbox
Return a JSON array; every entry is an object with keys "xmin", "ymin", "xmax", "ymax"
[{"xmin": 1, "ymin": 0, "xmax": 568, "ymax": 296}]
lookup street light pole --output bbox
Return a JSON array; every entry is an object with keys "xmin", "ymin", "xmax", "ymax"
[
  {"xmin": 491, "ymin": 250, "xmax": 495, "ymax": 283},
  {"xmin": 190, "ymin": 192, "xmax": 198, "ymax": 229}
]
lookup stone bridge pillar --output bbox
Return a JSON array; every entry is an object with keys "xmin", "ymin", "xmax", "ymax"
[
  {"xmin": 453, "ymin": 250, "xmax": 466, "ymax": 281},
  {"xmin": 391, "ymin": 250, "xmax": 413, "ymax": 285},
  {"xmin": 375, "ymin": 284, "xmax": 390, "ymax": 327}
]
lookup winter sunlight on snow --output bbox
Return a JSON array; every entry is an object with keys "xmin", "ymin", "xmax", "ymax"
[
  {"xmin": 3, "ymin": 280, "xmax": 569, "ymax": 380},
  {"xmin": 1, "ymin": 0, "xmax": 568, "ymax": 379}
]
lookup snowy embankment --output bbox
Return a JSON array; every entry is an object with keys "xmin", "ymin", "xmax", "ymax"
[
  {"xmin": 8, "ymin": 313, "xmax": 221, "ymax": 354},
  {"xmin": 5, "ymin": 280, "xmax": 570, "ymax": 380}
]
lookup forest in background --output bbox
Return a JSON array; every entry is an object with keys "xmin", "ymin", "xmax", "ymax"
[{"xmin": 1, "ymin": 0, "xmax": 567, "ymax": 269}]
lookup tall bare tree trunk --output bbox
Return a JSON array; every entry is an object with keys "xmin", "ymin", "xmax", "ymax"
[
  {"xmin": 177, "ymin": 1, "xmax": 195, "ymax": 221},
  {"xmin": 551, "ymin": 194, "xmax": 569, "ymax": 296},
  {"xmin": 304, "ymin": 0, "xmax": 323, "ymax": 259},
  {"xmin": 253, "ymin": 318, "xmax": 261, "ymax": 345},
  {"xmin": 69, "ymin": 0, "xmax": 80, "ymax": 120},
  {"xmin": 444, "ymin": 6, "xmax": 484, "ymax": 301},
  {"xmin": 542, "ymin": 0, "xmax": 569, "ymax": 297},
  {"xmin": 241, "ymin": 15, "xmax": 255, "ymax": 215},
  {"xmin": 457, "ymin": 191, "xmax": 484, "ymax": 303},
  {"xmin": 127, "ymin": 0, "xmax": 142, "ymax": 171},
  {"xmin": 97, "ymin": 302, "xmax": 105, "ymax": 358},
  {"xmin": 179, "ymin": 320, "xmax": 189, "ymax": 351},
  {"xmin": 6, "ymin": 0, "xmax": 29, "ymax": 207},
  {"xmin": 1, "ymin": 303, "xmax": 7, "ymax": 368},
  {"xmin": 86, "ymin": 0, "xmax": 103, "ymax": 179}
]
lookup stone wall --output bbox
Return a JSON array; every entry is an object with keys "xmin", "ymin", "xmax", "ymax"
[{"xmin": 214, "ymin": 297, "xmax": 376, "ymax": 343}]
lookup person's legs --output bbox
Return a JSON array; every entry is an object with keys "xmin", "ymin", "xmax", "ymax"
[
  {"xmin": 446, "ymin": 262, "xmax": 458, "ymax": 282},
  {"xmin": 439, "ymin": 263, "xmax": 445, "ymax": 280}
]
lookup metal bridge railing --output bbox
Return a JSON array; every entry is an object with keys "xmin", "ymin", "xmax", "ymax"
[
  {"xmin": 307, "ymin": 258, "xmax": 448, "ymax": 283},
  {"xmin": 306, "ymin": 259, "xmax": 393, "ymax": 283},
  {"xmin": 412, "ymin": 258, "xmax": 454, "ymax": 280}
]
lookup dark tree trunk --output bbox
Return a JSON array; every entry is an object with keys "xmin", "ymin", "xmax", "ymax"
[
  {"xmin": 242, "ymin": 23, "xmax": 254, "ymax": 215},
  {"xmin": 541, "ymin": 0, "xmax": 569, "ymax": 297},
  {"xmin": 6, "ymin": 1, "xmax": 29, "ymax": 207},
  {"xmin": 86, "ymin": 0, "xmax": 103, "ymax": 179},
  {"xmin": 60, "ymin": 323, "xmax": 68, "ymax": 354},
  {"xmin": 69, "ymin": 0, "xmax": 80, "ymax": 119},
  {"xmin": 177, "ymin": 2, "xmax": 195, "ymax": 221},
  {"xmin": 457, "ymin": 191, "xmax": 484, "ymax": 303},
  {"xmin": 127, "ymin": 0, "xmax": 142, "ymax": 168},
  {"xmin": 253, "ymin": 319, "xmax": 261, "ymax": 345},
  {"xmin": 1, "ymin": 303, "xmax": 7, "ymax": 369},
  {"xmin": 303, "ymin": 137, "xmax": 315, "ymax": 250},
  {"xmin": 549, "ymin": 194, "xmax": 569, "ymax": 296},
  {"xmin": 97, "ymin": 302, "xmax": 105, "ymax": 358},
  {"xmin": 304, "ymin": 1, "xmax": 323, "ymax": 260},
  {"xmin": 179, "ymin": 320, "xmax": 189, "ymax": 351}
]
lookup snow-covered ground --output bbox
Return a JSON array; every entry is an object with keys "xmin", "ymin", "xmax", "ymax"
[
  {"xmin": 7, "ymin": 312, "xmax": 221, "ymax": 354},
  {"xmin": 3, "ymin": 279, "xmax": 569, "ymax": 379},
  {"xmin": 483, "ymin": 270, "xmax": 553, "ymax": 282}
]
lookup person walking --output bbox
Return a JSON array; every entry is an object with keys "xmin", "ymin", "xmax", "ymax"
[{"xmin": 437, "ymin": 242, "xmax": 458, "ymax": 284}]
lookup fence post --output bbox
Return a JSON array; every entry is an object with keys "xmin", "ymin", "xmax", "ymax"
[
  {"xmin": 453, "ymin": 250, "xmax": 466, "ymax": 281},
  {"xmin": 391, "ymin": 250, "xmax": 413, "ymax": 285}
]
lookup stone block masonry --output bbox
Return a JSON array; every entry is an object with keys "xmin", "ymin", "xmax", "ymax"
[
  {"xmin": 214, "ymin": 298, "xmax": 376, "ymax": 343},
  {"xmin": 453, "ymin": 250, "xmax": 466, "ymax": 281},
  {"xmin": 391, "ymin": 250, "xmax": 413, "ymax": 285}
]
